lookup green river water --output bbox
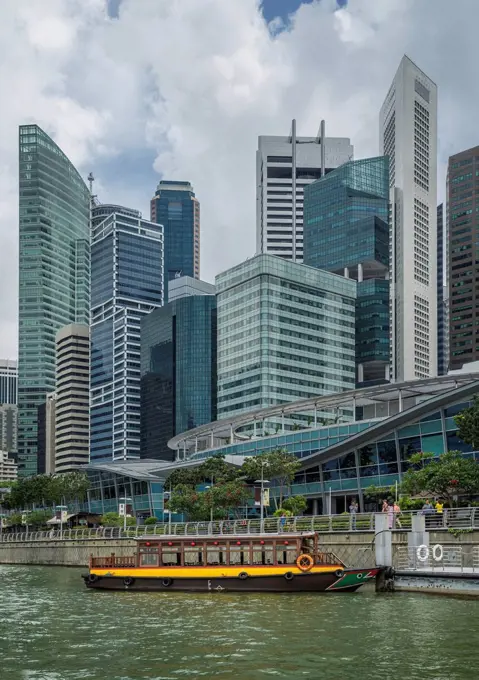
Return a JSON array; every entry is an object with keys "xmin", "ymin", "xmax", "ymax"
[{"xmin": 0, "ymin": 565, "xmax": 478, "ymax": 680}]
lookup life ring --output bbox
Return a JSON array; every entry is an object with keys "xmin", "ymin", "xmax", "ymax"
[
  {"xmin": 162, "ymin": 578, "xmax": 173, "ymax": 587},
  {"xmin": 123, "ymin": 577, "xmax": 135, "ymax": 587},
  {"xmin": 284, "ymin": 572, "xmax": 294, "ymax": 581},
  {"xmin": 432, "ymin": 544, "xmax": 443, "ymax": 562},
  {"xmin": 88, "ymin": 574, "xmax": 99, "ymax": 584},
  {"xmin": 416, "ymin": 545, "xmax": 429, "ymax": 562},
  {"xmin": 335, "ymin": 569, "xmax": 344, "ymax": 578},
  {"xmin": 296, "ymin": 554, "xmax": 314, "ymax": 572},
  {"xmin": 238, "ymin": 571, "xmax": 249, "ymax": 580}
]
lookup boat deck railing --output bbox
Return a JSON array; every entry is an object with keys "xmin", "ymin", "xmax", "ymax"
[
  {"xmin": 2, "ymin": 508, "xmax": 479, "ymax": 542},
  {"xmin": 89, "ymin": 550, "xmax": 344, "ymax": 570}
]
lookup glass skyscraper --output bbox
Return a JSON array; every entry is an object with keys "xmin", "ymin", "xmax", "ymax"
[
  {"xmin": 216, "ymin": 254, "xmax": 356, "ymax": 422},
  {"xmin": 303, "ymin": 156, "xmax": 390, "ymax": 386},
  {"xmin": 18, "ymin": 125, "xmax": 90, "ymax": 476},
  {"xmin": 0, "ymin": 360, "xmax": 17, "ymax": 405},
  {"xmin": 150, "ymin": 181, "xmax": 200, "ymax": 301},
  {"xmin": 90, "ymin": 207, "xmax": 164, "ymax": 462},
  {"xmin": 140, "ymin": 284, "xmax": 217, "ymax": 460}
]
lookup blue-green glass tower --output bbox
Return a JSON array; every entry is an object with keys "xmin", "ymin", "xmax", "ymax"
[
  {"xmin": 150, "ymin": 181, "xmax": 200, "ymax": 302},
  {"xmin": 303, "ymin": 156, "xmax": 390, "ymax": 386},
  {"xmin": 18, "ymin": 125, "xmax": 90, "ymax": 476},
  {"xmin": 140, "ymin": 285, "xmax": 216, "ymax": 461}
]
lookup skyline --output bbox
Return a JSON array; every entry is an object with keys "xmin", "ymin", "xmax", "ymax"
[{"xmin": 2, "ymin": 0, "xmax": 479, "ymax": 358}]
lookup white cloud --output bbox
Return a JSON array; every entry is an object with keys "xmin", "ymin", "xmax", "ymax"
[{"xmin": 0, "ymin": 0, "xmax": 478, "ymax": 358}]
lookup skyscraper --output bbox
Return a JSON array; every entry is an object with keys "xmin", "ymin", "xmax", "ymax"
[
  {"xmin": 150, "ymin": 181, "xmax": 200, "ymax": 301},
  {"xmin": 216, "ymin": 254, "xmax": 356, "ymax": 421},
  {"xmin": 256, "ymin": 121, "xmax": 353, "ymax": 262},
  {"xmin": 0, "ymin": 360, "xmax": 17, "ymax": 405},
  {"xmin": 18, "ymin": 125, "xmax": 90, "ymax": 476},
  {"xmin": 437, "ymin": 203, "xmax": 447, "ymax": 375},
  {"xmin": 140, "ymin": 279, "xmax": 217, "ymax": 460},
  {"xmin": 447, "ymin": 146, "xmax": 479, "ymax": 370},
  {"xmin": 379, "ymin": 56, "xmax": 438, "ymax": 381},
  {"xmin": 303, "ymin": 156, "xmax": 390, "ymax": 385},
  {"xmin": 55, "ymin": 324, "xmax": 90, "ymax": 473},
  {"xmin": 90, "ymin": 206, "xmax": 164, "ymax": 462}
]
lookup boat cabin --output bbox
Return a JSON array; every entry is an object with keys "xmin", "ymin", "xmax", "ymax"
[{"xmin": 129, "ymin": 532, "xmax": 340, "ymax": 568}]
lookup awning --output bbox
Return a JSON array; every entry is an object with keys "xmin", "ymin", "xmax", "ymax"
[{"xmin": 46, "ymin": 514, "xmax": 75, "ymax": 524}]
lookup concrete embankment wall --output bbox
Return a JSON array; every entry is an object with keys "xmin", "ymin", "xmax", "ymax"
[
  {"xmin": 0, "ymin": 539, "xmax": 136, "ymax": 567},
  {"xmin": 1, "ymin": 530, "xmax": 478, "ymax": 567}
]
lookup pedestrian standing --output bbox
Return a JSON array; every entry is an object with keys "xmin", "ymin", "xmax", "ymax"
[
  {"xmin": 349, "ymin": 499, "xmax": 358, "ymax": 530},
  {"xmin": 387, "ymin": 500, "xmax": 394, "ymax": 529},
  {"xmin": 393, "ymin": 501, "xmax": 402, "ymax": 528}
]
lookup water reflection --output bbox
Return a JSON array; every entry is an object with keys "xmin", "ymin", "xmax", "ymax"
[{"xmin": 0, "ymin": 565, "xmax": 478, "ymax": 679}]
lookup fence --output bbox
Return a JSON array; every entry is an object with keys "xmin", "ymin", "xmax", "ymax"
[
  {"xmin": 395, "ymin": 544, "xmax": 479, "ymax": 573},
  {"xmin": 1, "ymin": 507, "xmax": 479, "ymax": 542}
]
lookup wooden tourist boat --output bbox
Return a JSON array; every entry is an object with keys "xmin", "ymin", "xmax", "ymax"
[{"xmin": 82, "ymin": 531, "xmax": 382, "ymax": 593}]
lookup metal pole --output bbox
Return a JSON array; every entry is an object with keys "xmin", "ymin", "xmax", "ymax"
[
  {"xmin": 169, "ymin": 483, "xmax": 172, "ymax": 534},
  {"xmin": 260, "ymin": 462, "xmax": 264, "ymax": 527}
]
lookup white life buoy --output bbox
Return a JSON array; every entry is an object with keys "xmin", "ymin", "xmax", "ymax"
[
  {"xmin": 432, "ymin": 544, "xmax": 443, "ymax": 562},
  {"xmin": 416, "ymin": 544, "xmax": 429, "ymax": 562}
]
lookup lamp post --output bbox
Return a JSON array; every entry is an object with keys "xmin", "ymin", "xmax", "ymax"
[
  {"xmin": 204, "ymin": 485, "xmax": 214, "ymax": 524},
  {"xmin": 163, "ymin": 483, "xmax": 172, "ymax": 534},
  {"xmin": 255, "ymin": 461, "xmax": 270, "ymax": 531}
]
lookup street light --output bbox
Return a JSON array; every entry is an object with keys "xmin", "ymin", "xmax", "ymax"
[
  {"xmin": 255, "ymin": 461, "xmax": 270, "ymax": 529},
  {"xmin": 204, "ymin": 485, "xmax": 214, "ymax": 524},
  {"xmin": 55, "ymin": 504, "xmax": 68, "ymax": 540}
]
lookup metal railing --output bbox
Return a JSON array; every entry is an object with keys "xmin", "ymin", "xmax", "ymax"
[
  {"xmin": 395, "ymin": 545, "xmax": 479, "ymax": 573},
  {"xmin": 1, "ymin": 508, "xmax": 479, "ymax": 543}
]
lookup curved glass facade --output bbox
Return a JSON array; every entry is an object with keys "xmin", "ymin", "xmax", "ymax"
[
  {"xmin": 84, "ymin": 378, "xmax": 479, "ymax": 519},
  {"xmin": 18, "ymin": 125, "xmax": 90, "ymax": 476}
]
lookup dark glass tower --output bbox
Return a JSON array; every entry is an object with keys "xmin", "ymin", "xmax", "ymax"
[
  {"xmin": 140, "ymin": 291, "xmax": 216, "ymax": 460},
  {"xmin": 437, "ymin": 203, "xmax": 447, "ymax": 375},
  {"xmin": 448, "ymin": 147, "xmax": 479, "ymax": 371},
  {"xmin": 303, "ymin": 156, "xmax": 390, "ymax": 385},
  {"xmin": 150, "ymin": 181, "xmax": 200, "ymax": 301},
  {"xmin": 90, "ymin": 206, "xmax": 164, "ymax": 462},
  {"xmin": 17, "ymin": 125, "xmax": 90, "ymax": 476}
]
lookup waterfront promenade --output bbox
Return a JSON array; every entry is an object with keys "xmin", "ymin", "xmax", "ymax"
[{"xmin": 2, "ymin": 510, "xmax": 479, "ymax": 574}]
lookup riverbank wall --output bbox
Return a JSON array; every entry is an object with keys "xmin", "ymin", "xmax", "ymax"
[{"xmin": 1, "ymin": 530, "xmax": 478, "ymax": 567}]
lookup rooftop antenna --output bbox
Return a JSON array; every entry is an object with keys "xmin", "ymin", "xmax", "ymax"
[{"xmin": 87, "ymin": 172, "xmax": 98, "ymax": 207}]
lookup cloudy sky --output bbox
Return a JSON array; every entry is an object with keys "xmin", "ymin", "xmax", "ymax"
[{"xmin": 0, "ymin": 0, "xmax": 477, "ymax": 358}]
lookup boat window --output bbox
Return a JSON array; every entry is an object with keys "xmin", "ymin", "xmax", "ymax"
[
  {"xmin": 252, "ymin": 542, "xmax": 274, "ymax": 565},
  {"xmin": 184, "ymin": 542, "xmax": 204, "ymax": 566},
  {"xmin": 276, "ymin": 542, "xmax": 297, "ymax": 565},
  {"xmin": 139, "ymin": 547, "xmax": 159, "ymax": 567},
  {"xmin": 301, "ymin": 538, "xmax": 314, "ymax": 554},
  {"xmin": 161, "ymin": 542, "xmax": 182, "ymax": 566},
  {"xmin": 229, "ymin": 542, "xmax": 251, "ymax": 566},
  {"xmin": 206, "ymin": 543, "xmax": 226, "ymax": 565}
]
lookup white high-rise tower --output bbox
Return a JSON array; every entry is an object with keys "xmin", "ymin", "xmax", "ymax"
[
  {"xmin": 380, "ymin": 56, "xmax": 438, "ymax": 381},
  {"xmin": 256, "ymin": 121, "xmax": 353, "ymax": 262}
]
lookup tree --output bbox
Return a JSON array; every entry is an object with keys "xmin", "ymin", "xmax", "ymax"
[
  {"xmin": 281, "ymin": 495, "xmax": 307, "ymax": 516},
  {"xmin": 100, "ymin": 512, "xmax": 135, "ymax": 527},
  {"xmin": 401, "ymin": 450, "xmax": 479, "ymax": 506},
  {"xmin": 455, "ymin": 397, "xmax": 479, "ymax": 450},
  {"xmin": 2, "ymin": 472, "xmax": 90, "ymax": 510},
  {"xmin": 241, "ymin": 449, "xmax": 301, "ymax": 507}
]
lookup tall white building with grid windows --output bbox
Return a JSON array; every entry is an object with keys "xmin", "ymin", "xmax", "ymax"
[
  {"xmin": 256, "ymin": 122, "xmax": 353, "ymax": 262},
  {"xmin": 380, "ymin": 55, "xmax": 438, "ymax": 381}
]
